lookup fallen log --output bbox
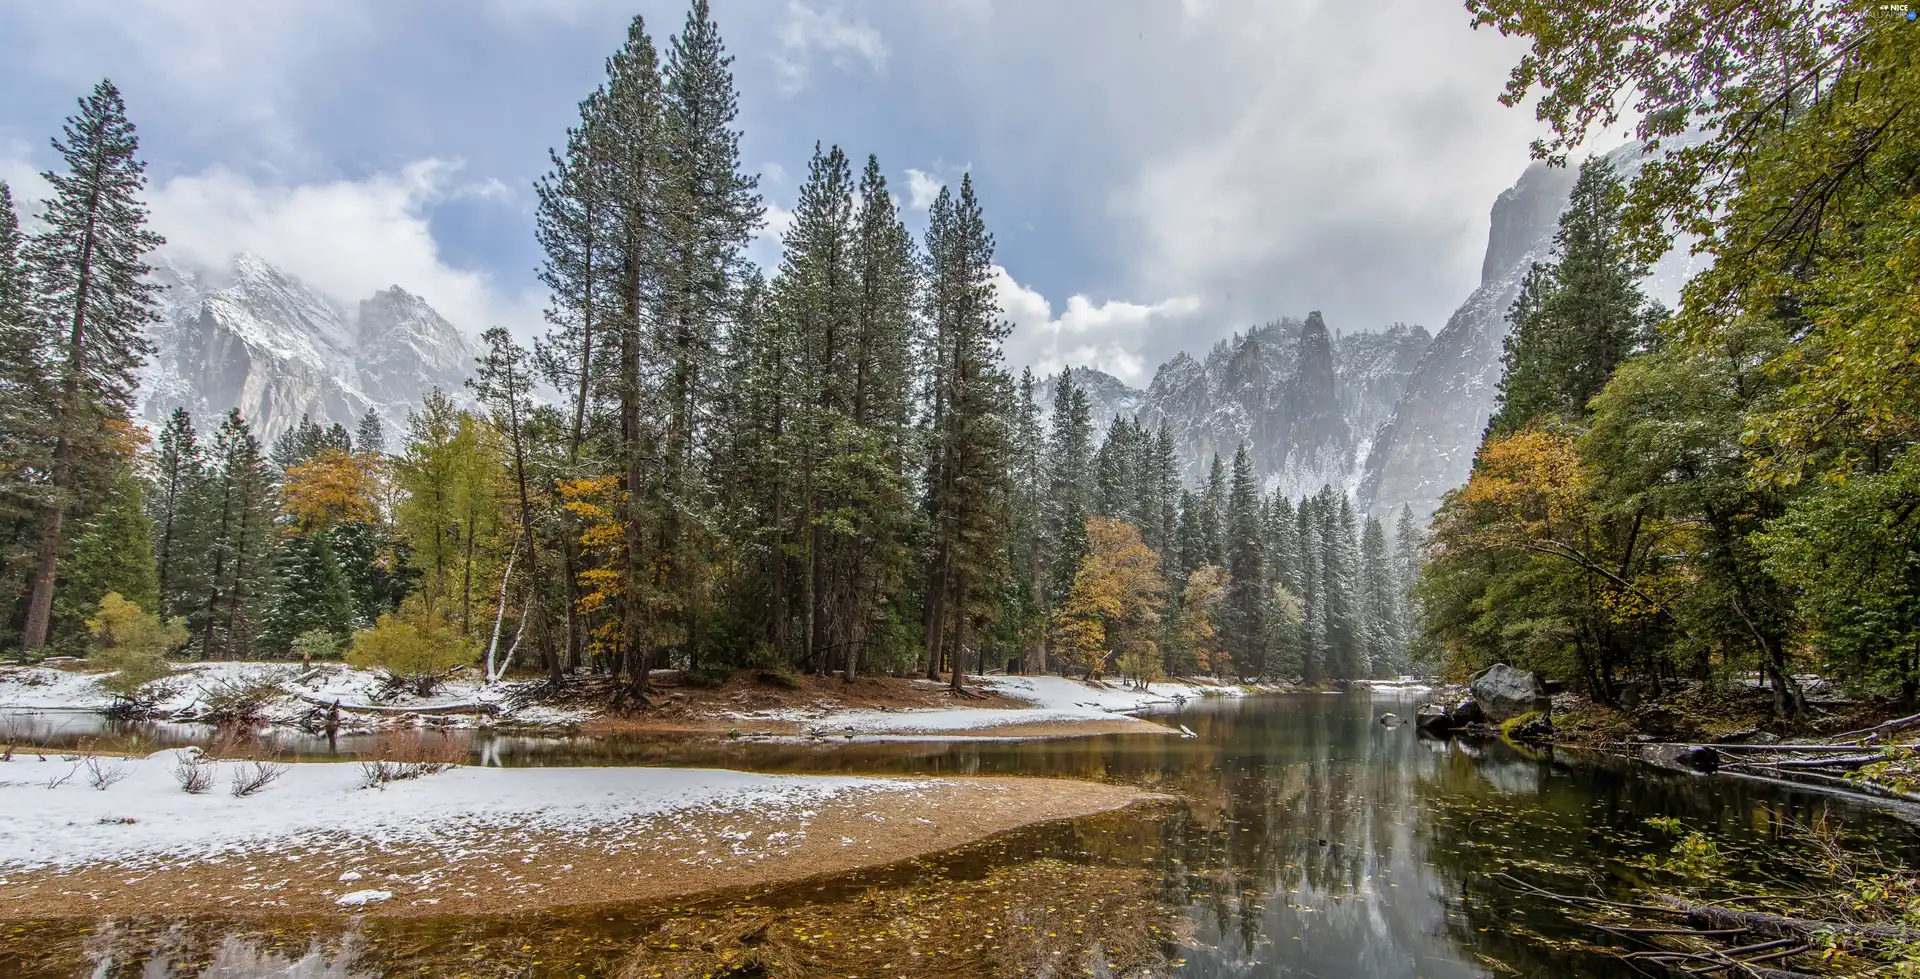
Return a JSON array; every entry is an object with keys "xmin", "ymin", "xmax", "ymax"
[
  {"xmin": 1638, "ymin": 743, "xmax": 1878, "ymax": 754},
  {"xmin": 1835, "ymin": 711, "xmax": 1920, "ymax": 744},
  {"xmin": 292, "ymin": 693, "xmax": 500, "ymax": 716},
  {"xmin": 1722, "ymin": 763, "xmax": 1920, "ymax": 805},
  {"xmin": 1741, "ymin": 754, "xmax": 1884, "ymax": 771},
  {"xmin": 1671, "ymin": 901, "xmax": 1910, "ymax": 947}
]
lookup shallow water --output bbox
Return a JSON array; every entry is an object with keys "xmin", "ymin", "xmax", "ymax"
[{"xmin": 5, "ymin": 691, "xmax": 1916, "ymax": 978}]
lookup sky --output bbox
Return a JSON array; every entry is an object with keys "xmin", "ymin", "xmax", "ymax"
[{"xmin": 1, "ymin": 0, "xmax": 1552, "ymax": 387}]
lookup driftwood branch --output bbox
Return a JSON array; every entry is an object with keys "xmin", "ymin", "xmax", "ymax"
[
  {"xmin": 1836, "ymin": 711, "xmax": 1920, "ymax": 744},
  {"xmin": 293, "ymin": 693, "xmax": 499, "ymax": 716}
]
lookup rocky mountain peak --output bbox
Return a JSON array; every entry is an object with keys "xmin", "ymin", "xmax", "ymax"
[
  {"xmin": 1359, "ymin": 141, "xmax": 1706, "ymax": 524},
  {"xmin": 138, "ymin": 254, "xmax": 479, "ymax": 443}
]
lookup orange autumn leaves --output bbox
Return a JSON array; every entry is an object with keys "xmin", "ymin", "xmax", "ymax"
[
  {"xmin": 280, "ymin": 448, "xmax": 386, "ymax": 534},
  {"xmin": 1435, "ymin": 427, "xmax": 1691, "ymax": 624},
  {"xmin": 1050, "ymin": 518, "xmax": 1165, "ymax": 681}
]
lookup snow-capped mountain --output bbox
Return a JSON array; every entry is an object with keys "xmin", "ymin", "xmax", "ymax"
[
  {"xmin": 139, "ymin": 253, "xmax": 479, "ymax": 444},
  {"xmin": 1037, "ymin": 316, "xmax": 1433, "ymax": 500},
  {"xmin": 1358, "ymin": 142, "xmax": 1707, "ymax": 523}
]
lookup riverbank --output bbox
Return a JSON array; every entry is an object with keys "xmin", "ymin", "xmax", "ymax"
[
  {"xmin": 1412, "ymin": 675, "xmax": 1920, "ymax": 811},
  {"xmin": 0, "ymin": 749, "xmax": 1163, "ymax": 919},
  {"xmin": 0, "ymin": 661, "xmax": 1259, "ymax": 742}
]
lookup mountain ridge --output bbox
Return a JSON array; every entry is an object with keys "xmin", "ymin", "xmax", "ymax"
[{"xmin": 139, "ymin": 253, "xmax": 479, "ymax": 443}]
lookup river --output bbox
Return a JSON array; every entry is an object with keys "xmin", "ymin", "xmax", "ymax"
[{"xmin": 5, "ymin": 690, "xmax": 1915, "ymax": 977}]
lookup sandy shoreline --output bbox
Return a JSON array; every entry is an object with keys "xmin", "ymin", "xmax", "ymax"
[{"xmin": 0, "ymin": 755, "xmax": 1163, "ymax": 919}]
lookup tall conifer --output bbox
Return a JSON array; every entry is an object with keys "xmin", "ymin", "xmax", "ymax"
[{"xmin": 19, "ymin": 80, "xmax": 166, "ymax": 650}]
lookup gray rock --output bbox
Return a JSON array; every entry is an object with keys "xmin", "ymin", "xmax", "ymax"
[
  {"xmin": 1449, "ymin": 698, "xmax": 1485, "ymax": 726},
  {"xmin": 1638, "ymin": 744, "xmax": 1720, "ymax": 774},
  {"xmin": 1470, "ymin": 663, "xmax": 1550, "ymax": 723},
  {"xmin": 1379, "ymin": 712, "xmax": 1405, "ymax": 727},
  {"xmin": 1414, "ymin": 703, "xmax": 1453, "ymax": 733}
]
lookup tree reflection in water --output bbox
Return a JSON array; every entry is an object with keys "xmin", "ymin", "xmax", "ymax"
[{"xmin": 7, "ymin": 693, "xmax": 1913, "ymax": 978}]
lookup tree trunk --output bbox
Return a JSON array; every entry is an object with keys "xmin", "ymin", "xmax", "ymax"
[{"xmin": 947, "ymin": 580, "xmax": 968, "ymax": 694}]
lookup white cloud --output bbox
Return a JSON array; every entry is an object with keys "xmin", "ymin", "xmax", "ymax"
[
  {"xmin": 772, "ymin": 1, "xmax": 890, "ymax": 96},
  {"xmin": 1112, "ymin": 0, "xmax": 1542, "ymax": 331},
  {"xmin": 14, "ymin": 0, "xmax": 372, "ymax": 156},
  {"xmin": 140, "ymin": 159, "xmax": 540, "ymax": 340},
  {"xmin": 749, "ymin": 198, "xmax": 797, "ymax": 273},
  {"xmin": 994, "ymin": 265, "xmax": 1201, "ymax": 385},
  {"xmin": 0, "ymin": 149, "xmax": 51, "ymax": 223},
  {"xmin": 902, "ymin": 168, "xmax": 943, "ymax": 211}
]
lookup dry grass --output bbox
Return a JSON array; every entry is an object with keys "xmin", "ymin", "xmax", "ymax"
[{"xmin": 358, "ymin": 729, "xmax": 467, "ymax": 788}]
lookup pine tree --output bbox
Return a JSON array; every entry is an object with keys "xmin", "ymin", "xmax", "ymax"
[
  {"xmin": 533, "ymin": 87, "xmax": 616, "ymax": 676},
  {"xmin": 354, "ymin": 410, "xmax": 387, "ymax": 457},
  {"xmin": 772, "ymin": 143, "xmax": 857, "ymax": 676},
  {"xmin": 1174, "ymin": 490, "xmax": 1205, "ymax": 581},
  {"xmin": 919, "ymin": 175, "xmax": 1011, "ymax": 693},
  {"xmin": 149, "ymin": 408, "xmax": 210, "ymax": 621},
  {"xmin": 1297, "ymin": 494, "xmax": 1326, "ymax": 682},
  {"xmin": 1319, "ymin": 490, "xmax": 1363, "ymax": 679},
  {"xmin": 1487, "ymin": 156, "xmax": 1663, "ymax": 437},
  {"xmin": 1358, "ymin": 516, "xmax": 1402, "ymax": 678},
  {"xmin": 1009, "ymin": 369, "xmax": 1047, "ymax": 673},
  {"xmin": 60, "ymin": 449, "xmax": 159, "ymax": 645},
  {"xmin": 198, "ymin": 410, "xmax": 277, "ymax": 659},
  {"xmin": 597, "ymin": 15, "xmax": 670, "ymax": 692},
  {"xmin": 656, "ymin": 0, "xmax": 763, "ymax": 668},
  {"xmin": 1222, "ymin": 445, "xmax": 1267, "ymax": 678},
  {"xmin": 1146, "ymin": 422, "xmax": 1179, "ymax": 562},
  {"xmin": 259, "ymin": 532, "xmax": 354, "ymax": 655},
  {"xmin": 19, "ymin": 80, "xmax": 166, "ymax": 651},
  {"xmin": 1392, "ymin": 504, "xmax": 1423, "ymax": 651},
  {"xmin": 1200, "ymin": 455, "xmax": 1226, "ymax": 568},
  {"xmin": 1044, "ymin": 369, "xmax": 1094, "ymax": 606},
  {"xmin": 0, "ymin": 181, "xmax": 47, "ymax": 573}
]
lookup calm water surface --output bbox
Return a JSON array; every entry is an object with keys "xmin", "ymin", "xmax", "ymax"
[{"xmin": 6, "ymin": 691, "xmax": 1916, "ymax": 978}]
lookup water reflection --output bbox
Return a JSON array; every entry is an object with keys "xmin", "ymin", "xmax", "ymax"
[{"xmin": 6, "ymin": 693, "xmax": 1916, "ymax": 979}]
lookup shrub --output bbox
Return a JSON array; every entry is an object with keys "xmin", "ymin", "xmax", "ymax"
[
  {"xmin": 292, "ymin": 628, "xmax": 343, "ymax": 665},
  {"xmin": 173, "ymin": 751, "xmax": 215, "ymax": 794},
  {"xmin": 86, "ymin": 593, "xmax": 185, "ymax": 698},
  {"xmin": 357, "ymin": 729, "xmax": 465, "ymax": 788},
  {"xmin": 346, "ymin": 598, "xmax": 470, "ymax": 696},
  {"xmin": 229, "ymin": 759, "xmax": 288, "ymax": 797},
  {"xmin": 83, "ymin": 755, "xmax": 130, "ymax": 790}
]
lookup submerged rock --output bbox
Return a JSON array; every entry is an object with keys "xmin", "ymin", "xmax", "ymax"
[
  {"xmin": 1638, "ymin": 743, "xmax": 1721, "ymax": 774},
  {"xmin": 1470, "ymin": 664, "xmax": 1550, "ymax": 723},
  {"xmin": 1379, "ymin": 712, "xmax": 1405, "ymax": 727},
  {"xmin": 1414, "ymin": 703, "xmax": 1452, "ymax": 733}
]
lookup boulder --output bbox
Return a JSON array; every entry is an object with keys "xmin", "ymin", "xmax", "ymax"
[
  {"xmin": 1449, "ymin": 698, "xmax": 1485, "ymax": 726},
  {"xmin": 1379, "ymin": 712, "xmax": 1405, "ymax": 727},
  {"xmin": 1637, "ymin": 743, "xmax": 1720, "ymax": 774},
  {"xmin": 1470, "ymin": 664, "xmax": 1550, "ymax": 723},
  {"xmin": 1414, "ymin": 703, "xmax": 1453, "ymax": 733}
]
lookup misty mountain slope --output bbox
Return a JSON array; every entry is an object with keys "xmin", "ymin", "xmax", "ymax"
[
  {"xmin": 1359, "ymin": 142, "xmax": 1707, "ymax": 523},
  {"xmin": 1037, "ymin": 316, "xmax": 1431, "ymax": 499},
  {"xmin": 138, "ymin": 254, "xmax": 479, "ymax": 443}
]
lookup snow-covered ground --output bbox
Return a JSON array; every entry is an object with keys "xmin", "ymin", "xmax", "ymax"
[
  {"xmin": 0, "ymin": 661, "xmax": 1289, "ymax": 740},
  {"xmin": 0, "ymin": 662, "xmax": 589, "ymax": 728},
  {"xmin": 758, "ymin": 675, "xmax": 1255, "ymax": 736},
  {"xmin": 0, "ymin": 749, "xmax": 915, "ymax": 874}
]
